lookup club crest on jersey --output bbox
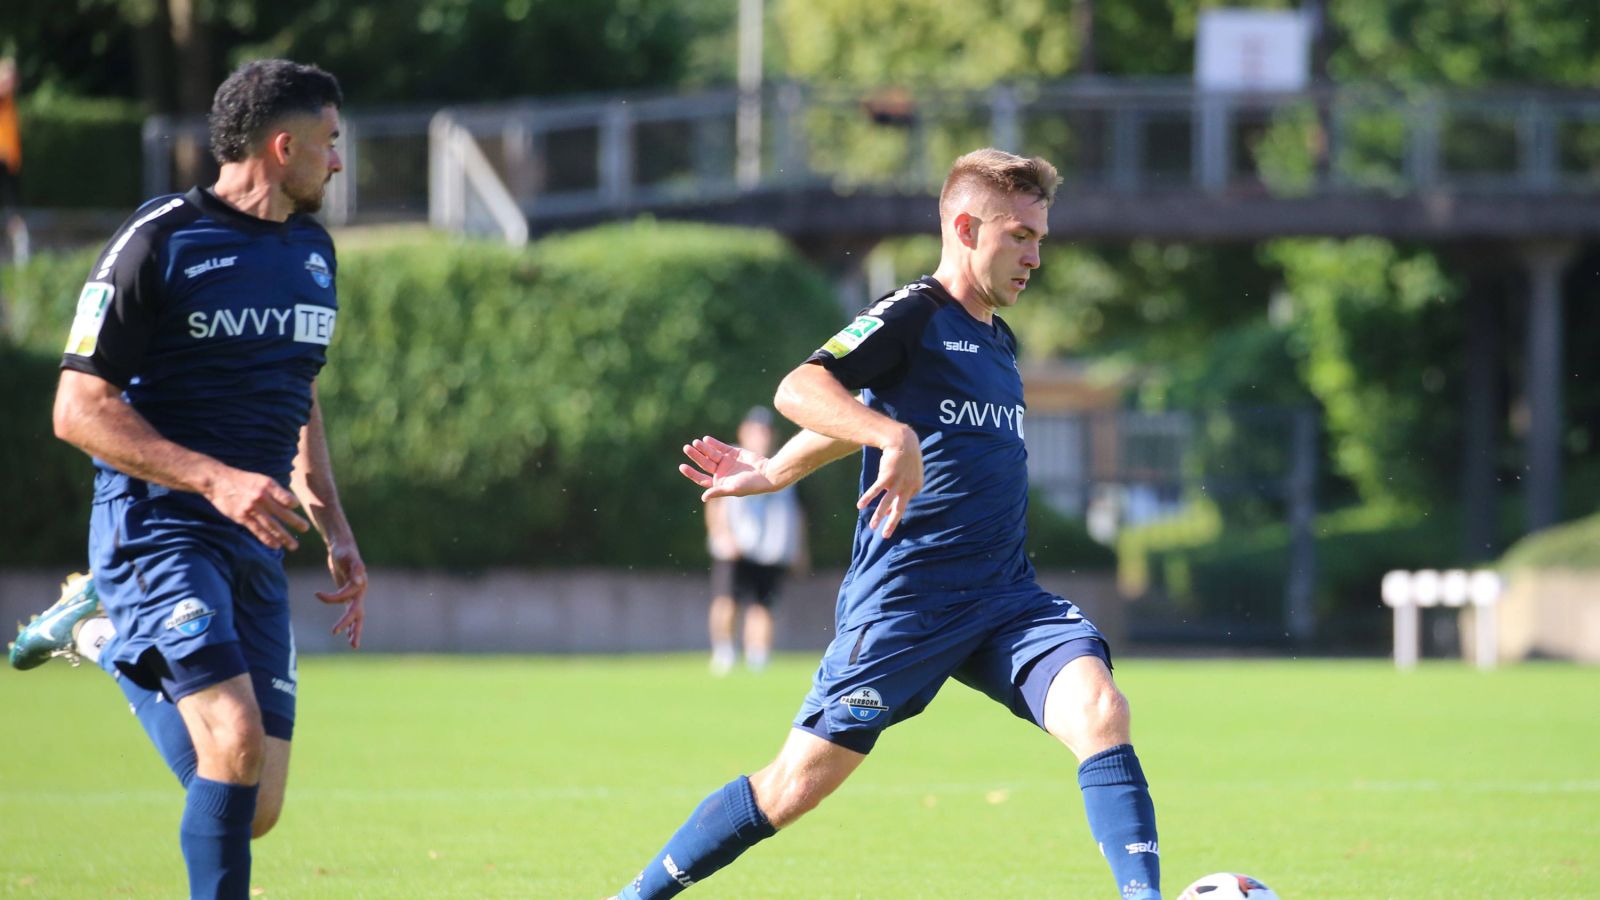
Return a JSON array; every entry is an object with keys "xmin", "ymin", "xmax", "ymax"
[
  {"xmin": 164, "ymin": 599, "xmax": 216, "ymax": 637},
  {"xmin": 305, "ymin": 251, "xmax": 332, "ymax": 288},
  {"xmin": 841, "ymin": 687, "xmax": 889, "ymax": 722}
]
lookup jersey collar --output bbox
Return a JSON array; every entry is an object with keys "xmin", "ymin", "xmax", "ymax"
[{"xmin": 188, "ymin": 186, "xmax": 296, "ymax": 235}]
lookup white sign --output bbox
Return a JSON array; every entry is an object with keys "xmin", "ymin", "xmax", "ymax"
[{"xmin": 1195, "ymin": 8, "xmax": 1312, "ymax": 91}]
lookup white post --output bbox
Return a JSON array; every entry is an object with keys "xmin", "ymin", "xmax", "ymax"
[
  {"xmin": 1382, "ymin": 570, "xmax": 1418, "ymax": 670},
  {"xmin": 735, "ymin": 0, "xmax": 764, "ymax": 188},
  {"xmin": 1384, "ymin": 568, "xmax": 1503, "ymax": 671},
  {"xmin": 1470, "ymin": 571, "xmax": 1503, "ymax": 670}
]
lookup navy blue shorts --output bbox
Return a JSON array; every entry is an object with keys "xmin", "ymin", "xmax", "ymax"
[
  {"xmin": 794, "ymin": 586, "xmax": 1110, "ymax": 754},
  {"xmin": 89, "ymin": 472, "xmax": 298, "ymax": 740}
]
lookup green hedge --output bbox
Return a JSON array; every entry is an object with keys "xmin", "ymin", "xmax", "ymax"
[
  {"xmin": 1136, "ymin": 503, "xmax": 1467, "ymax": 645},
  {"xmin": 16, "ymin": 93, "xmax": 146, "ymax": 209},
  {"xmin": 1, "ymin": 221, "xmax": 855, "ymax": 568},
  {"xmin": 0, "ymin": 221, "xmax": 1122, "ymax": 571}
]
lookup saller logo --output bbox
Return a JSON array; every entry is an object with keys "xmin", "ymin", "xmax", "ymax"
[
  {"xmin": 1124, "ymin": 840, "xmax": 1159, "ymax": 855},
  {"xmin": 841, "ymin": 687, "xmax": 889, "ymax": 722},
  {"xmin": 184, "ymin": 256, "xmax": 238, "ymax": 279},
  {"xmin": 662, "ymin": 854, "xmax": 694, "ymax": 888}
]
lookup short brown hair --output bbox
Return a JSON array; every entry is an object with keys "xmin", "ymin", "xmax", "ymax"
[{"xmin": 939, "ymin": 148, "xmax": 1061, "ymax": 220}]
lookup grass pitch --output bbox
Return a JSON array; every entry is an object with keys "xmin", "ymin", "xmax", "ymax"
[{"xmin": 1, "ymin": 655, "xmax": 1595, "ymax": 898}]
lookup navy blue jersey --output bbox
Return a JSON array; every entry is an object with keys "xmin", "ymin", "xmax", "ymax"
[
  {"xmin": 61, "ymin": 187, "xmax": 338, "ymax": 481},
  {"xmin": 807, "ymin": 277, "xmax": 1033, "ymax": 629}
]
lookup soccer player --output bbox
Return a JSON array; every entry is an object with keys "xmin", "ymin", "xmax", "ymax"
[
  {"xmin": 611, "ymin": 149, "xmax": 1161, "ymax": 900},
  {"xmin": 7, "ymin": 59, "xmax": 367, "ymax": 899},
  {"xmin": 704, "ymin": 405, "xmax": 805, "ymax": 675}
]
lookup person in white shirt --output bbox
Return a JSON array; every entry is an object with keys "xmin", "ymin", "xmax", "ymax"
[{"xmin": 704, "ymin": 407, "xmax": 804, "ymax": 674}]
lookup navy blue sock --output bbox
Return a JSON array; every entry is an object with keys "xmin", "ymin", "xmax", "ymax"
[
  {"xmin": 618, "ymin": 775, "xmax": 776, "ymax": 899},
  {"xmin": 113, "ymin": 673, "xmax": 198, "ymax": 787},
  {"xmin": 180, "ymin": 777, "xmax": 257, "ymax": 900},
  {"xmin": 1078, "ymin": 744, "xmax": 1161, "ymax": 900}
]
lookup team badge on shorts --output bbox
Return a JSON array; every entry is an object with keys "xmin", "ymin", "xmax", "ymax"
[
  {"xmin": 164, "ymin": 599, "xmax": 216, "ymax": 636},
  {"xmin": 305, "ymin": 252, "xmax": 332, "ymax": 289},
  {"xmin": 841, "ymin": 687, "xmax": 889, "ymax": 722}
]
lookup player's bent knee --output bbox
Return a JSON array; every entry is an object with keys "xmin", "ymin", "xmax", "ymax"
[
  {"xmin": 193, "ymin": 717, "xmax": 267, "ymax": 780},
  {"xmin": 1048, "ymin": 681, "xmax": 1132, "ymax": 756}
]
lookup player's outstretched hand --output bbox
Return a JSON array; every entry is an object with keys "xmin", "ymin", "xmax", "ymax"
[
  {"xmin": 679, "ymin": 435, "xmax": 778, "ymax": 501},
  {"xmin": 317, "ymin": 540, "xmax": 368, "ymax": 649},
  {"xmin": 206, "ymin": 468, "xmax": 311, "ymax": 551},
  {"xmin": 858, "ymin": 426, "xmax": 923, "ymax": 538}
]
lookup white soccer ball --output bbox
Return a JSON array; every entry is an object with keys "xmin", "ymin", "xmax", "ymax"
[{"xmin": 1178, "ymin": 872, "xmax": 1280, "ymax": 899}]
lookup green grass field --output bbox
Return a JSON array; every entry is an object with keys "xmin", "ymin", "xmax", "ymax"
[{"xmin": 2, "ymin": 655, "xmax": 1596, "ymax": 898}]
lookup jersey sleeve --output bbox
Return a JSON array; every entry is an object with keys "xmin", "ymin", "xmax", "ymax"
[
  {"xmin": 805, "ymin": 286, "xmax": 939, "ymax": 392},
  {"xmin": 60, "ymin": 205, "xmax": 172, "ymax": 388}
]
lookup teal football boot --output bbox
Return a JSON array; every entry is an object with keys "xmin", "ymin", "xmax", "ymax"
[{"xmin": 8, "ymin": 572, "xmax": 101, "ymax": 670}]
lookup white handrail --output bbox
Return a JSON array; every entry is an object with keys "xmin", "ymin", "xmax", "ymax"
[{"xmin": 428, "ymin": 112, "xmax": 528, "ymax": 247}]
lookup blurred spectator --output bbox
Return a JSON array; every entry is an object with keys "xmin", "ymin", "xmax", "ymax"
[
  {"xmin": 0, "ymin": 56, "xmax": 28, "ymax": 264},
  {"xmin": 705, "ymin": 406, "xmax": 806, "ymax": 675}
]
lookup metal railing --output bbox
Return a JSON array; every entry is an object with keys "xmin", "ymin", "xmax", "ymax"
[
  {"xmin": 143, "ymin": 80, "xmax": 1600, "ymax": 233},
  {"xmin": 143, "ymin": 109, "xmax": 437, "ymax": 226}
]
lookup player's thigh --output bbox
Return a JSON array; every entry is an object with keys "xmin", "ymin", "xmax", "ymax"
[
  {"xmin": 957, "ymin": 588, "xmax": 1112, "ymax": 730},
  {"xmin": 750, "ymin": 728, "xmax": 867, "ymax": 829},
  {"xmin": 254, "ymin": 736, "xmax": 292, "ymax": 838},
  {"xmin": 89, "ymin": 490, "xmax": 243, "ymax": 693},
  {"xmin": 230, "ymin": 549, "xmax": 298, "ymax": 744},
  {"xmin": 792, "ymin": 605, "xmax": 989, "ymax": 755},
  {"xmin": 1042, "ymin": 654, "xmax": 1130, "ymax": 760}
]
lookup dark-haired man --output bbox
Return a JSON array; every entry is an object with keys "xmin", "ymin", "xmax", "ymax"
[
  {"xmin": 610, "ymin": 149, "xmax": 1162, "ymax": 899},
  {"xmin": 9, "ymin": 58, "xmax": 366, "ymax": 899}
]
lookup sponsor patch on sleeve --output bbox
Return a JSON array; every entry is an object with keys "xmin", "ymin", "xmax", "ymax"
[
  {"xmin": 819, "ymin": 314, "xmax": 884, "ymax": 358},
  {"xmin": 64, "ymin": 282, "xmax": 115, "ymax": 356}
]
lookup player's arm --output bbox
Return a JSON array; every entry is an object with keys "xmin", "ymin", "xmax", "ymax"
[
  {"xmin": 54, "ymin": 370, "xmax": 310, "ymax": 551},
  {"xmin": 679, "ymin": 426, "xmax": 858, "ymax": 501},
  {"xmin": 290, "ymin": 383, "xmax": 368, "ymax": 649},
  {"xmin": 774, "ymin": 364, "xmax": 923, "ymax": 537}
]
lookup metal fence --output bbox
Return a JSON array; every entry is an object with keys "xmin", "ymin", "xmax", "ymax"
[
  {"xmin": 142, "ymin": 109, "xmax": 437, "ymax": 226},
  {"xmin": 1026, "ymin": 407, "xmax": 1319, "ymax": 642},
  {"xmin": 143, "ymin": 80, "xmax": 1600, "ymax": 234}
]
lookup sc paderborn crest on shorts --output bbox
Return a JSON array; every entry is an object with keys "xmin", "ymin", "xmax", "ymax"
[
  {"xmin": 163, "ymin": 598, "xmax": 216, "ymax": 637},
  {"xmin": 305, "ymin": 251, "xmax": 332, "ymax": 289},
  {"xmin": 841, "ymin": 687, "xmax": 889, "ymax": 722}
]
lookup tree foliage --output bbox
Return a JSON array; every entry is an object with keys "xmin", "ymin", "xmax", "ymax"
[
  {"xmin": 1265, "ymin": 239, "xmax": 1463, "ymax": 510},
  {"xmin": 778, "ymin": 0, "xmax": 1082, "ymax": 88}
]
